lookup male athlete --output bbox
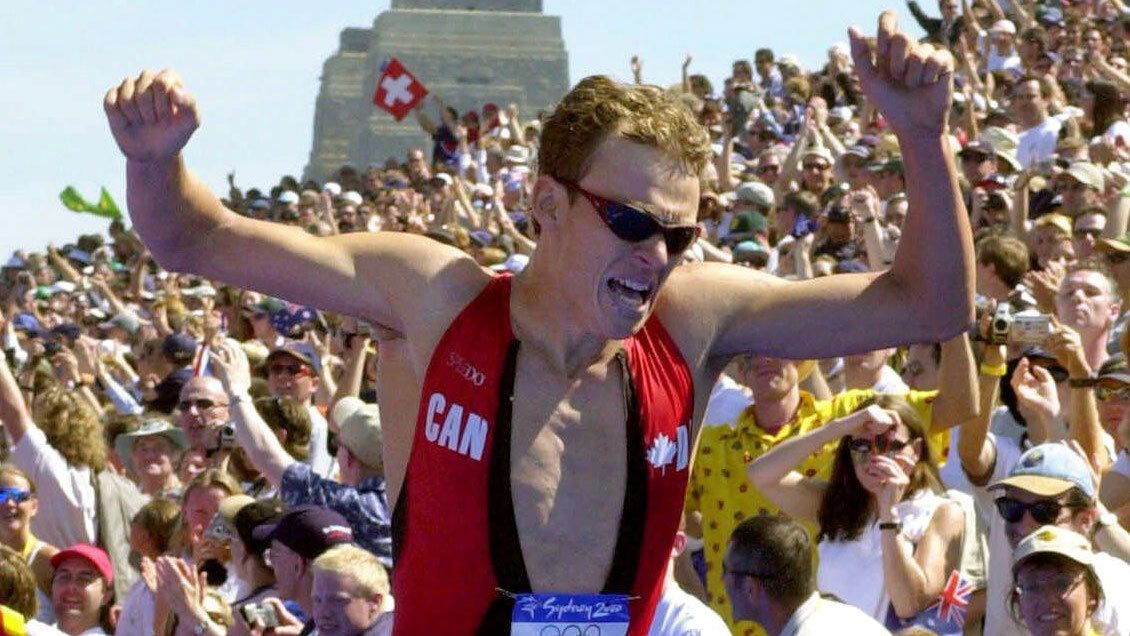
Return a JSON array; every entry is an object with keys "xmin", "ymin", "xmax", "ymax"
[{"xmin": 104, "ymin": 12, "xmax": 972, "ymax": 635}]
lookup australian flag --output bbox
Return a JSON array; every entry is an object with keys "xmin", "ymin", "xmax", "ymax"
[
  {"xmin": 885, "ymin": 570, "xmax": 974, "ymax": 636},
  {"xmin": 269, "ymin": 301, "xmax": 318, "ymax": 338}
]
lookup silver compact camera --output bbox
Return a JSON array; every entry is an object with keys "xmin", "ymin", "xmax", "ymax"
[{"xmin": 989, "ymin": 302, "xmax": 1052, "ymax": 345}]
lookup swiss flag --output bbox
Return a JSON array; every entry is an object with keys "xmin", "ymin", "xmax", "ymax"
[{"xmin": 372, "ymin": 57, "xmax": 428, "ymax": 121}]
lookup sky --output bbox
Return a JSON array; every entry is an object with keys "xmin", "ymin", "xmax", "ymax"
[{"xmin": 0, "ymin": 1, "xmax": 929, "ymax": 259}]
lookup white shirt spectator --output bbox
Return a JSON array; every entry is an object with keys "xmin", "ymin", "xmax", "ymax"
[
  {"xmin": 701, "ymin": 374, "xmax": 752, "ymax": 428},
  {"xmin": 11, "ymin": 423, "xmax": 97, "ymax": 548},
  {"xmin": 307, "ymin": 405, "xmax": 333, "ymax": 478},
  {"xmin": 779, "ymin": 592, "xmax": 890, "ymax": 636},
  {"xmin": 647, "ymin": 581, "xmax": 731, "ymax": 636},
  {"xmin": 114, "ymin": 580, "xmax": 154, "ymax": 636},
  {"xmin": 872, "ymin": 365, "xmax": 909, "ymax": 394},
  {"xmin": 1017, "ymin": 117, "xmax": 1062, "ymax": 168},
  {"xmin": 817, "ymin": 490, "xmax": 948, "ymax": 621}
]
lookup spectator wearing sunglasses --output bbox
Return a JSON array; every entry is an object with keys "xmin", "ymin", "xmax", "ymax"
[
  {"xmin": 983, "ymin": 444, "xmax": 1130, "ymax": 636},
  {"xmin": 0, "ymin": 466, "xmax": 58, "ymax": 624},
  {"xmin": 1010, "ymin": 526, "xmax": 1105, "ymax": 636},
  {"xmin": 724, "ymin": 515, "xmax": 889, "ymax": 635},
  {"xmin": 209, "ymin": 341, "xmax": 391, "ymax": 567},
  {"xmin": 175, "ymin": 377, "xmax": 230, "ymax": 459},
  {"xmin": 265, "ymin": 342, "xmax": 332, "ymax": 479},
  {"xmin": 1090, "ymin": 354, "xmax": 1130, "ymax": 514},
  {"xmin": 749, "ymin": 396, "xmax": 979, "ymax": 624},
  {"xmin": 1072, "ymin": 208, "xmax": 1107, "ymax": 261}
]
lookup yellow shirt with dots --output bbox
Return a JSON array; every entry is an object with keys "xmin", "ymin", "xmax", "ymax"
[{"xmin": 685, "ymin": 388, "xmax": 945, "ymax": 635}]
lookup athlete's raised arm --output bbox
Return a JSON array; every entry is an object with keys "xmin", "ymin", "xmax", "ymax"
[
  {"xmin": 104, "ymin": 69, "xmax": 480, "ymax": 334},
  {"xmin": 667, "ymin": 12, "xmax": 974, "ymax": 361}
]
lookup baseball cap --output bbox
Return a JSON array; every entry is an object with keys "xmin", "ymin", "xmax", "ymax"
[
  {"xmin": 959, "ymin": 140, "xmax": 995, "ymax": 158},
  {"xmin": 1012, "ymin": 526, "xmax": 1095, "ymax": 572},
  {"xmin": 1033, "ymin": 213, "xmax": 1072, "ymax": 237},
  {"xmin": 431, "ymin": 173, "xmax": 454, "ymax": 186},
  {"xmin": 1096, "ymin": 231, "xmax": 1130, "ymax": 254},
  {"xmin": 252, "ymin": 506, "xmax": 354, "ymax": 561},
  {"xmin": 233, "ymin": 499, "xmax": 285, "ymax": 555},
  {"xmin": 735, "ymin": 182, "xmax": 774, "ymax": 208},
  {"xmin": 867, "ymin": 156, "xmax": 904, "ymax": 174},
  {"xmin": 51, "ymin": 544, "xmax": 114, "ymax": 584},
  {"xmin": 990, "ymin": 19, "xmax": 1017, "ymax": 35},
  {"xmin": 339, "ymin": 191, "xmax": 364, "ymax": 206},
  {"xmin": 266, "ymin": 340, "xmax": 321, "ymax": 374},
  {"xmin": 1064, "ymin": 162, "xmax": 1104, "ymax": 191},
  {"xmin": 1096, "ymin": 353, "xmax": 1130, "ymax": 384},
  {"xmin": 98, "ymin": 312, "xmax": 141, "ymax": 335},
  {"xmin": 1036, "ymin": 6, "xmax": 1065, "ymax": 27},
  {"xmin": 732, "ymin": 241, "xmax": 769, "ymax": 266},
  {"xmin": 162, "ymin": 332, "xmax": 198, "ymax": 364},
  {"xmin": 801, "ymin": 147, "xmax": 835, "ymax": 166},
  {"xmin": 249, "ymin": 198, "xmax": 271, "ymax": 211},
  {"xmin": 841, "ymin": 144, "xmax": 873, "ymax": 161},
  {"xmin": 331, "ymin": 397, "xmax": 384, "ymax": 469},
  {"xmin": 989, "ymin": 443, "xmax": 1095, "ymax": 500}
]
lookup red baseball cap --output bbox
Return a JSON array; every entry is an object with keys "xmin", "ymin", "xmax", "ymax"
[{"xmin": 50, "ymin": 544, "xmax": 113, "ymax": 584}]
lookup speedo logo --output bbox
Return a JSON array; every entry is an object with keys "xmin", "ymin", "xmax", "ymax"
[{"xmin": 447, "ymin": 351, "xmax": 486, "ymax": 386}]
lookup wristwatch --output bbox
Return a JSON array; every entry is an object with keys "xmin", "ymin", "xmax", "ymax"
[
  {"xmin": 1068, "ymin": 375, "xmax": 1096, "ymax": 388},
  {"xmin": 879, "ymin": 521, "xmax": 902, "ymax": 532}
]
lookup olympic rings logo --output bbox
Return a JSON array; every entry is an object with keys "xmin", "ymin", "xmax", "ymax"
[{"xmin": 447, "ymin": 351, "xmax": 486, "ymax": 386}]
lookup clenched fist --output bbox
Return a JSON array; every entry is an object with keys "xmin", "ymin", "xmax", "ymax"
[
  {"xmin": 104, "ymin": 68, "xmax": 199, "ymax": 163},
  {"xmin": 848, "ymin": 11, "xmax": 955, "ymax": 139}
]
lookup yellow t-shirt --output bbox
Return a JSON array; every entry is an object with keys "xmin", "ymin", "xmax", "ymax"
[{"xmin": 685, "ymin": 388, "xmax": 945, "ymax": 635}]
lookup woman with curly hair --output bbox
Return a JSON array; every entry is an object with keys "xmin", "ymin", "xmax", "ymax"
[
  {"xmin": 749, "ymin": 395, "xmax": 977, "ymax": 625},
  {"xmin": 0, "ymin": 345, "xmax": 146, "ymax": 604}
]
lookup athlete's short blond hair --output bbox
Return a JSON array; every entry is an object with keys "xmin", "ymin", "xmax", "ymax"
[
  {"xmin": 537, "ymin": 75, "xmax": 711, "ymax": 184},
  {"xmin": 311, "ymin": 545, "xmax": 389, "ymax": 598}
]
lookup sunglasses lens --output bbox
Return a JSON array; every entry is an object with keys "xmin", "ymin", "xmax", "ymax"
[
  {"xmin": 995, "ymin": 498, "xmax": 1024, "ymax": 523},
  {"xmin": 665, "ymin": 228, "xmax": 699, "ymax": 254},
  {"xmin": 606, "ymin": 204, "xmax": 661, "ymax": 242},
  {"xmin": 1030, "ymin": 501, "xmax": 1061, "ymax": 524}
]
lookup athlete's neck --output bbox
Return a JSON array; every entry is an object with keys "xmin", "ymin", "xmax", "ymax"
[{"xmin": 510, "ymin": 268, "xmax": 622, "ymax": 377}]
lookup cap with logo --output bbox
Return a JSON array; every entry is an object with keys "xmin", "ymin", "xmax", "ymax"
[
  {"xmin": 988, "ymin": 443, "xmax": 1095, "ymax": 500},
  {"xmin": 1012, "ymin": 525, "xmax": 1095, "ymax": 573},
  {"xmin": 251, "ymin": 506, "xmax": 353, "ymax": 561}
]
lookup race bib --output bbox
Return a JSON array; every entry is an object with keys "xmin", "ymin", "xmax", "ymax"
[{"xmin": 511, "ymin": 593, "xmax": 631, "ymax": 636}]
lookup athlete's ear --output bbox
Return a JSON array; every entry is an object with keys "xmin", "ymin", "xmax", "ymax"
[{"xmin": 531, "ymin": 175, "xmax": 567, "ymax": 233}]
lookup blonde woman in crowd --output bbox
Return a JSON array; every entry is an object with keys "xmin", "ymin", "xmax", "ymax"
[{"xmin": 0, "ymin": 465, "xmax": 58, "ymax": 623}]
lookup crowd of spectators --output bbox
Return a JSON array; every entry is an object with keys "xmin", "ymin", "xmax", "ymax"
[{"xmin": 1, "ymin": 0, "xmax": 1130, "ymax": 634}]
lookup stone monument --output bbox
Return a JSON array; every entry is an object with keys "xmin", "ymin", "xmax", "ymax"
[{"xmin": 303, "ymin": 0, "xmax": 569, "ymax": 183}]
